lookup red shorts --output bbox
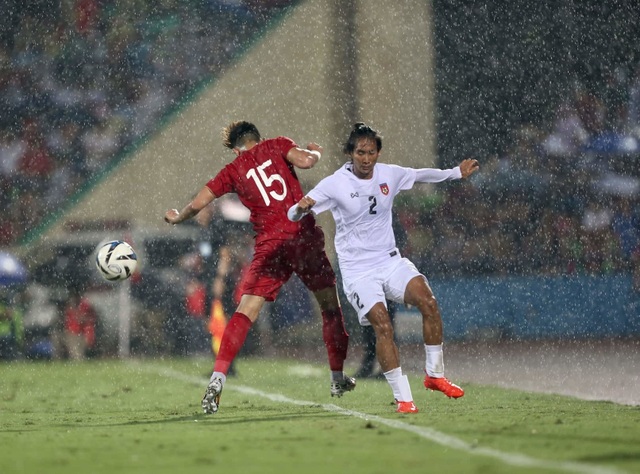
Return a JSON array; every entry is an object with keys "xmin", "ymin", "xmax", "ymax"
[{"xmin": 238, "ymin": 226, "xmax": 336, "ymax": 301}]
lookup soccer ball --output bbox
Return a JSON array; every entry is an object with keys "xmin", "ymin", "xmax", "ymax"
[{"xmin": 95, "ymin": 240, "xmax": 138, "ymax": 281}]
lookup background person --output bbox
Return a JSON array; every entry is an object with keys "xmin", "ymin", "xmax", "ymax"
[
  {"xmin": 0, "ymin": 292, "xmax": 24, "ymax": 360},
  {"xmin": 194, "ymin": 196, "xmax": 255, "ymax": 373},
  {"xmin": 62, "ymin": 286, "xmax": 98, "ymax": 360},
  {"xmin": 289, "ymin": 122, "xmax": 479, "ymax": 413}
]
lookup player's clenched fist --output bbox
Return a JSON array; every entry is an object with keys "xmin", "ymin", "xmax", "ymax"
[
  {"xmin": 288, "ymin": 196, "xmax": 316, "ymax": 222},
  {"xmin": 297, "ymin": 196, "xmax": 317, "ymax": 212},
  {"xmin": 459, "ymin": 159, "xmax": 479, "ymax": 179},
  {"xmin": 164, "ymin": 209, "xmax": 179, "ymax": 224}
]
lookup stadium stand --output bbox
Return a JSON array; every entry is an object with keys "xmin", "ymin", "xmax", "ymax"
[{"xmin": 0, "ymin": 0, "xmax": 295, "ymax": 246}]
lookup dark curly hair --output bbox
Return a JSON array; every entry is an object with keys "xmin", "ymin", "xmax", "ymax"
[
  {"xmin": 222, "ymin": 121, "xmax": 261, "ymax": 149},
  {"xmin": 342, "ymin": 122, "xmax": 383, "ymax": 155}
]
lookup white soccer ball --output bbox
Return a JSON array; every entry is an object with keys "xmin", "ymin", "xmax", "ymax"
[{"xmin": 95, "ymin": 240, "xmax": 138, "ymax": 281}]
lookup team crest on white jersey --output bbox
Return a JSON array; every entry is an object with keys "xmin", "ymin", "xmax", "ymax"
[{"xmin": 380, "ymin": 183, "xmax": 389, "ymax": 195}]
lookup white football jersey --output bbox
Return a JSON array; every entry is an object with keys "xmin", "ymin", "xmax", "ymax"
[{"xmin": 307, "ymin": 162, "xmax": 458, "ymax": 279}]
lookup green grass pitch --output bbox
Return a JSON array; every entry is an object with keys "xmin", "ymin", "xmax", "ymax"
[{"xmin": 1, "ymin": 357, "xmax": 638, "ymax": 474}]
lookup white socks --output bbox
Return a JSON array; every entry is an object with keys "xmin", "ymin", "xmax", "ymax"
[
  {"xmin": 380, "ymin": 345, "xmax": 446, "ymax": 402},
  {"xmin": 425, "ymin": 343, "xmax": 445, "ymax": 377},
  {"xmin": 383, "ymin": 367, "xmax": 414, "ymax": 402},
  {"xmin": 211, "ymin": 371, "xmax": 226, "ymax": 385}
]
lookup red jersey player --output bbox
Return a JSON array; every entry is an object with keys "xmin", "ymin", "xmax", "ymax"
[{"xmin": 165, "ymin": 121, "xmax": 355, "ymax": 414}]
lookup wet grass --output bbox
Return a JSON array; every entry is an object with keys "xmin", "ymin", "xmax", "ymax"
[{"xmin": 1, "ymin": 357, "xmax": 638, "ymax": 474}]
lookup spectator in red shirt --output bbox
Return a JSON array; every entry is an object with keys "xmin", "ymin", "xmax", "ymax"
[
  {"xmin": 18, "ymin": 124, "xmax": 54, "ymax": 189},
  {"xmin": 63, "ymin": 288, "xmax": 97, "ymax": 360}
]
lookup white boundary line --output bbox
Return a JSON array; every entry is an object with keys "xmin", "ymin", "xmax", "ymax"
[{"xmin": 152, "ymin": 366, "xmax": 625, "ymax": 474}]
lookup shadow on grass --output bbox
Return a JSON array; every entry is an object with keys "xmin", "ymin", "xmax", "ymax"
[{"xmin": 10, "ymin": 407, "xmax": 341, "ymax": 431}]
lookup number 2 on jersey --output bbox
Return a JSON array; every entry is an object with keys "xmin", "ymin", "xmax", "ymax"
[
  {"xmin": 246, "ymin": 159, "xmax": 287, "ymax": 206},
  {"xmin": 369, "ymin": 196, "xmax": 377, "ymax": 214}
]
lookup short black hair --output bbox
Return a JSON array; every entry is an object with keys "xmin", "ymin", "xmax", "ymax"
[
  {"xmin": 342, "ymin": 122, "xmax": 383, "ymax": 155},
  {"xmin": 222, "ymin": 121, "xmax": 261, "ymax": 149}
]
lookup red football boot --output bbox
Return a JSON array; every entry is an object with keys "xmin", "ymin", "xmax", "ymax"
[
  {"xmin": 396, "ymin": 401, "xmax": 419, "ymax": 414},
  {"xmin": 424, "ymin": 375, "xmax": 464, "ymax": 399}
]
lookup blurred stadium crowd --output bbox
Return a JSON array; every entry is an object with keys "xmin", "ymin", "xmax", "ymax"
[
  {"xmin": 0, "ymin": 0, "xmax": 293, "ymax": 246},
  {"xmin": 411, "ymin": 69, "xmax": 640, "ymax": 283},
  {"xmin": 2, "ymin": 0, "xmax": 640, "ymax": 278},
  {"xmin": 2, "ymin": 1, "xmax": 639, "ymax": 279}
]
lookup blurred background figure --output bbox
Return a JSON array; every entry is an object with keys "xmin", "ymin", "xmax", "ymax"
[
  {"xmin": 0, "ymin": 252, "xmax": 28, "ymax": 360},
  {"xmin": 62, "ymin": 285, "xmax": 98, "ymax": 360},
  {"xmin": 177, "ymin": 251, "xmax": 210, "ymax": 355},
  {"xmin": 195, "ymin": 195, "xmax": 254, "ymax": 372},
  {"xmin": 0, "ymin": 291, "xmax": 24, "ymax": 360}
]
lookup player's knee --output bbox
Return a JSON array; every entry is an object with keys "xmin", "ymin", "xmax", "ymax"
[
  {"xmin": 372, "ymin": 320, "xmax": 394, "ymax": 341},
  {"xmin": 419, "ymin": 295, "xmax": 440, "ymax": 317}
]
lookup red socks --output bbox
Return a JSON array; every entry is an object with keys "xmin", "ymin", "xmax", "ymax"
[
  {"xmin": 321, "ymin": 308, "xmax": 349, "ymax": 371},
  {"xmin": 213, "ymin": 312, "xmax": 253, "ymax": 374},
  {"xmin": 213, "ymin": 310, "xmax": 348, "ymax": 374}
]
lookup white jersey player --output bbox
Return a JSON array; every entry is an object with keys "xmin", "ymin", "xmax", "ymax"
[{"xmin": 289, "ymin": 122, "xmax": 479, "ymax": 413}]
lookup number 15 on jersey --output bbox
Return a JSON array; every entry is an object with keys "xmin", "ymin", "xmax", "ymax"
[{"xmin": 245, "ymin": 159, "xmax": 288, "ymax": 206}]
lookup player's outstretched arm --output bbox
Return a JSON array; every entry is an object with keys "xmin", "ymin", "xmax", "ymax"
[
  {"xmin": 459, "ymin": 158, "xmax": 480, "ymax": 179},
  {"xmin": 286, "ymin": 143, "xmax": 323, "ymax": 169},
  {"xmin": 165, "ymin": 186, "xmax": 215, "ymax": 225}
]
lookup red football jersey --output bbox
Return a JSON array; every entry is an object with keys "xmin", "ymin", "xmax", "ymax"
[{"xmin": 206, "ymin": 136, "xmax": 313, "ymax": 241}]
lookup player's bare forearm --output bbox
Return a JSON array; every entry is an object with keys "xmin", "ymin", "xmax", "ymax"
[
  {"xmin": 165, "ymin": 187, "xmax": 215, "ymax": 225},
  {"xmin": 306, "ymin": 149, "xmax": 321, "ymax": 168},
  {"xmin": 459, "ymin": 159, "xmax": 480, "ymax": 179},
  {"xmin": 287, "ymin": 144, "xmax": 322, "ymax": 169},
  {"xmin": 307, "ymin": 142, "xmax": 323, "ymax": 158},
  {"xmin": 164, "ymin": 205, "xmax": 198, "ymax": 225}
]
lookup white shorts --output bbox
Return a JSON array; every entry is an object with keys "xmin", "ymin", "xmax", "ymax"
[{"xmin": 342, "ymin": 257, "xmax": 426, "ymax": 326}]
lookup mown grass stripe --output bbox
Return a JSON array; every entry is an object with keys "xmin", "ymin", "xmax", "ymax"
[{"xmin": 152, "ymin": 366, "xmax": 625, "ymax": 474}]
